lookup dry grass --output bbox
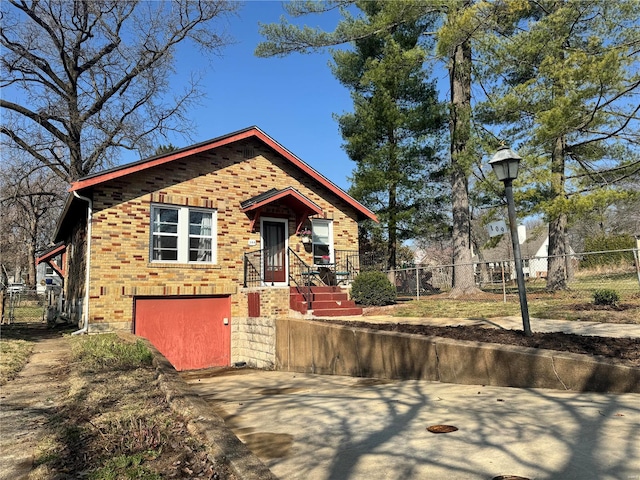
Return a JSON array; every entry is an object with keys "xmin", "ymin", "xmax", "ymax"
[
  {"xmin": 0, "ymin": 334, "xmax": 33, "ymax": 385},
  {"xmin": 391, "ymin": 290, "xmax": 640, "ymax": 324},
  {"xmin": 6, "ymin": 331, "xmax": 238, "ymax": 480}
]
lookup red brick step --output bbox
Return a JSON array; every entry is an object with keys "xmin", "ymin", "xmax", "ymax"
[{"xmin": 289, "ymin": 286, "xmax": 362, "ymax": 317}]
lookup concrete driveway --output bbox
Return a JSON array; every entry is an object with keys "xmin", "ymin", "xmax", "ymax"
[{"xmin": 181, "ymin": 368, "xmax": 640, "ymax": 480}]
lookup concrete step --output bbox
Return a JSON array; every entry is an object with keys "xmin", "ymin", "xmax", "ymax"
[{"xmin": 293, "ymin": 303, "xmax": 309, "ymax": 314}]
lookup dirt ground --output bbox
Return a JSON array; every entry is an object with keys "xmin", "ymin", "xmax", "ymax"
[
  {"xmin": 0, "ymin": 323, "xmax": 237, "ymax": 480},
  {"xmin": 324, "ymin": 316, "xmax": 640, "ymax": 368}
]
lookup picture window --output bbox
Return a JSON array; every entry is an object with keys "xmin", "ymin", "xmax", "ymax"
[{"xmin": 151, "ymin": 205, "xmax": 216, "ymax": 263}]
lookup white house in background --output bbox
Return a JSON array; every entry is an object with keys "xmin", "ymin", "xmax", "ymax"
[
  {"xmin": 472, "ymin": 226, "xmax": 574, "ymax": 283},
  {"xmin": 519, "ymin": 233, "xmax": 550, "ymax": 279}
]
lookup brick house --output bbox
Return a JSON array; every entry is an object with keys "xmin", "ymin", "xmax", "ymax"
[{"xmin": 41, "ymin": 127, "xmax": 376, "ymax": 370}]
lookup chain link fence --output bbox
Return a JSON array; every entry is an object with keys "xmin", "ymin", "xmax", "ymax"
[
  {"xmin": 1, "ymin": 287, "xmax": 63, "ymax": 325},
  {"xmin": 385, "ymin": 249, "xmax": 640, "ymax": 300}
]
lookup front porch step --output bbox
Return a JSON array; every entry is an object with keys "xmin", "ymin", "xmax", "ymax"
[
  {"xmin": 289, "ymin": 286, "xmax": 362, "ymax": 317},
  {"xmin": 312, "ymin": 292, "xmax": 349, "ymax": 302},
  {"xmin": 306, "ymin": 286, "xmax": 343, "ymax": 293},
  {"xmin": 291, "ymin": 302, "xmax": 309, "ymax": 314},
  {"xmin": 310, "ymin": 300, "xmax": 358, "ymax": 310}
]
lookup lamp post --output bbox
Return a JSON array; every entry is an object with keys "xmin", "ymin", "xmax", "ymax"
[{"xmin": 489, "ymin": 146, "xmax": 532, "ymax": 337}]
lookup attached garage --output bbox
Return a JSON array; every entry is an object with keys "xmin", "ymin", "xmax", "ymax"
[{"xmin": 134, "ymin": 296, "xmax": 231, "ymax": 371}]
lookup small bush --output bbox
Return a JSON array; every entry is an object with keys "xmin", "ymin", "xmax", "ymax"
[
  {"xmin": 351, "ymin": 271, "xmax": 397, "ymax": 306},
  {"xmin": 71, "ymin": 334, "xmax": 153, "ymax": 371},
  {"xmin": 593, "ymin": 289, "xmax": 620, "ymax": 307}
]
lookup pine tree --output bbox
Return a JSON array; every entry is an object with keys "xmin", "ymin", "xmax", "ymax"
[
  {"xmin": 330, "ymin": 3, "xmax": 446, "ymax": 269},
  {"xmin": 257, "ymin": 0, "xmax": 485, "ymax": 292},
  {"xmin": 477, "ymin": 0, "xmax": 640, "ymax": 290}
]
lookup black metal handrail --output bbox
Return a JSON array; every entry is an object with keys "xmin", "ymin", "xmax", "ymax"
[
  {"xmin": 288, "ymin": 248, "xmax": 313, "ymax": 309},
  {"xmin": 243, "ymin": 248, "xmax": 263, "ymax": 288},
  {"xmin": 334, "ymin": 249, "xmax": 360, "ymax": 284},
  {"xmin": 243, "ymin": 248, "xmax": 362, "ymax": 304}
]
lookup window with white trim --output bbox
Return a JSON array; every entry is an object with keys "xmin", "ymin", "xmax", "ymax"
[
  {"xmin": 311, "ymin": 219, "xmax": 333, "ymax": 265},
  {"xmin": 151, "ymin": 205, "xmax": 216, "ymax": 263}
]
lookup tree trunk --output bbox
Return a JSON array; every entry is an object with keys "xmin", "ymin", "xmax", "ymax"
[
  {"xmin": 472, "ymin": 237, "xmax": 490, "ymax": 285},
  {"xmin": 388, "ymin": 142, "xmax": 398, "ymax": 271},
  {"xmin": 546, "ymin": 136, "xmax": 568, "ymax": 290},
  {"xmin": 27, "ymin": 230, "xmax": 37, "ymax": 288},
  {"xmin": 388, "ymin": 184, "xmax": 397, "ymax": 271},
  {"xmin": 448, "ymin": 33, "xmax": 479, "ymax": 296}
]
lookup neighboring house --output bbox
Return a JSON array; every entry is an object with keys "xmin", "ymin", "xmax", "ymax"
[
  {"xmin": 35, "ymin": 242, "xmax": 66, "ymax": 294},
  {"xmin": 519, "ymin": 232, "xmax": 550, "ymax": 279},
  {"xmin": 473, "ymin": 226, "xmax": 573, "ymax": 283},
  {"xmin": 39, "ymin": 126, "xmax": 377, "ymax": 371}
]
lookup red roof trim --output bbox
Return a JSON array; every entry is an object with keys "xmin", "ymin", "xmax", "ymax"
[
  {"xmin": 69, "ymin": 129, "xmax": 256, "ymax": 192},
  {"xmin": 36, "ymin": 243, "xmax": 66, "ymax": 265},
  {"xmin": 70, "ymin": 127, "xmax": 378, "ymax": 222},
  {"xmin": 241, "ymin": 189, "xmax": 322, "ymax": 215},
  {"xmin": 36, "ymin": 243, "xmax": 67, "ymax": 278}
]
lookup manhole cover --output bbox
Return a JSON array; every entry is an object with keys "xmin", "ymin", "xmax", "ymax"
[
  {"xmin": 492, "ymin": 476, "xmax": 531, "ymax": 480},
  {"xmin": 426, "ymin": 424, "xmax": 458, "ymax": 433}
]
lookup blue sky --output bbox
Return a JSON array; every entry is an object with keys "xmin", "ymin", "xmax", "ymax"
[
  {"xmin": 158, "ymin": 1, "xmax": 357, "ymax": 191},
  {"xmin": 2, "ymin": 1, "xmax": 450, "ymax": 191}
]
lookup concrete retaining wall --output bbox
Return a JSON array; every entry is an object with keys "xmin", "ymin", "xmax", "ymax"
[
  {"xmin": 275, "ymin": 318, "xmax": 640, "ymax": 393},
  {"xmin": 232, "ymin": 316, "xmax": 276, "ymax": 369},
  {"xmin": 231, "ymin": 287, "xmax": 289, "ymax": 369}
]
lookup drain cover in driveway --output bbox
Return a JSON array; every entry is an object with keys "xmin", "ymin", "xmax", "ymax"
[
  {"xmin": 492, "ymin": 476, "xmax": 531, "ymax": 480},
  {"xmin": 426, "ymin": 425, "xmax": 458, "ymax": 433}
]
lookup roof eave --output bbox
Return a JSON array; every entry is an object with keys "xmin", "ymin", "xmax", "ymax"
[{"xmin": 69, "ymin": 126, "xmax": 378, "ymax": 223}]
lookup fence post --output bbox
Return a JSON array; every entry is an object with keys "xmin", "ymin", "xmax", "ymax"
[
  {"xmin": 501, "ymin": 263, "xmax": 506, "ymax": 303},
  {"xmin": 634, "ymin": 247, "xmax": 640, "ymax": 288},
  {"xmin": 416, "ymin": 265, "xmax": 420, "ymax": 301}
]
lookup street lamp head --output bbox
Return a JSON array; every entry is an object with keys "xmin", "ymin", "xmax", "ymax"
[{"xmin": 489, "ymin": 145, "xmax": 522, "ymax": 182}]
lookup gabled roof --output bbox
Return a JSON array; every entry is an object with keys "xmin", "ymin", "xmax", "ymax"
[
  {"xmin": 69, "ymin": 126, "xmax": 377, "ymax": 222},
  {"xmin": 520, "ymin": 231, "xmax": 548, "ymax": 258},
  {"xmin": 240, "ymin": 187, "xmax": 322, "ymax": 213},
  {"xmin": 241, "ymin": 187, "xmax": 323, "ymax": 233},
  {"xmin": 474, "ymin": 226, "xmax": 553, "ymax": 262}
]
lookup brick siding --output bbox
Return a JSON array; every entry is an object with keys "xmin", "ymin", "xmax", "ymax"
[{"xmin": 66, "ymin": 138, "xmax": 359, "ymax": 330}]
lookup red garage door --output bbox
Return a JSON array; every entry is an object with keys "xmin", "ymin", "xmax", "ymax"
[{"xmin": 134, "ymin": 296, "xmax": 231, "ymax": 371}]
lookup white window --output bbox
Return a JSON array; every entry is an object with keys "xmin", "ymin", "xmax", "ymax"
[
  {"xmin": 311, "ymin": 219, "xmax": 333, "ymax": 265},
  {"xmin": 151, "ymin": 205, "xmax": 216, "ymax": 263}
]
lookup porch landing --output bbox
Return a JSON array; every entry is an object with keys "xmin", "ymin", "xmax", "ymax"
[{"xmin": 290, "ymin": 286, "xmax": 362, "ymax": 317}]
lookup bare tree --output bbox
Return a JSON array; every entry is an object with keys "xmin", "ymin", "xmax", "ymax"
[
  {"xmin": 0, "ymin": 156, "xmax": 66, "ymax": 288},
  {"xmin": 1, "ymin": 0, "xmax": 239, "ymax": 182}
]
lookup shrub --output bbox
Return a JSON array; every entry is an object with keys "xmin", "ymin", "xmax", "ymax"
[
  {"xmin": 351, "ymin": 271, "xmax": 396, "ymax": 306},
  {"xmin": 593, "ymin": 289, "xmax": 620, "ymax": 307},
  {"xmin": 581, "ymin": 234, "xmax": 635, "ymax": 268}
]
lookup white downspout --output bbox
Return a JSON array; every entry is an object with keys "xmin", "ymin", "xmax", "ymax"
[{"xmin": 72, "ymin": 191, "xmax": 92, "ymax": 335}]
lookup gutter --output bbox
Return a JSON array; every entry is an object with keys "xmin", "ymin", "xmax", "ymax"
[{"xmin": 71, "ymin": 191, "xmax": 92, "ymax": 335}]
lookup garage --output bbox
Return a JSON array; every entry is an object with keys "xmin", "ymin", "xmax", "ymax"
[{"xmin": 134, "ymin": 296, "xmax": 231, "ymax": 371}]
